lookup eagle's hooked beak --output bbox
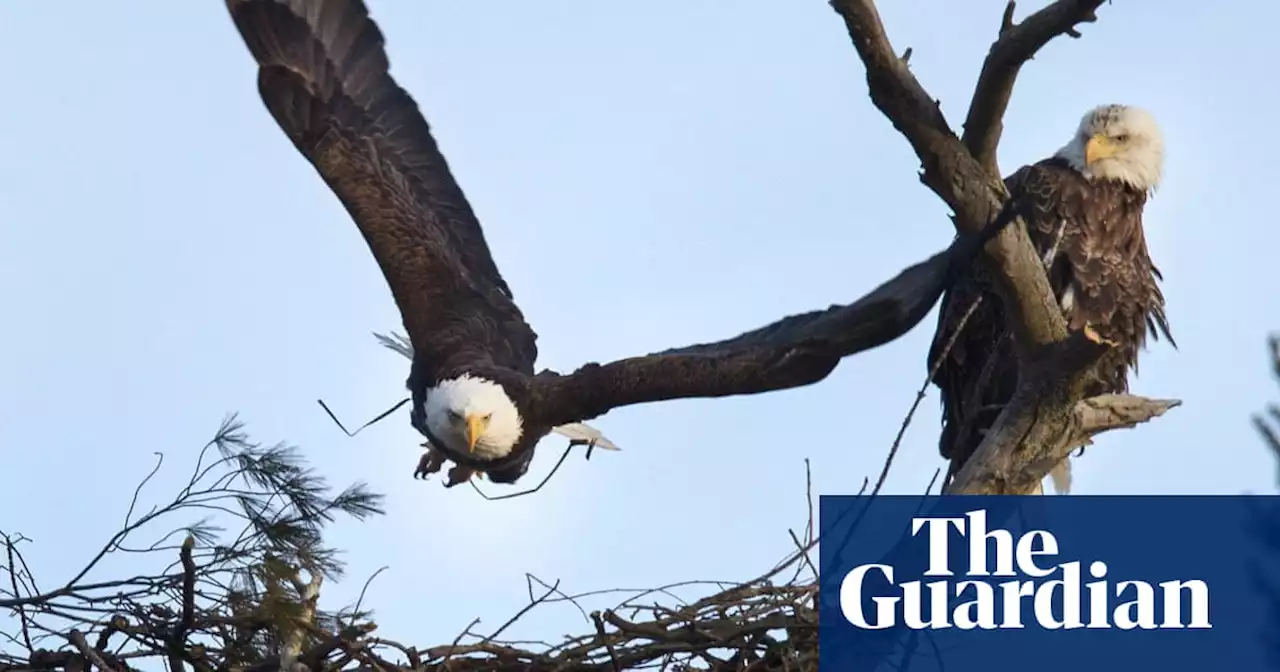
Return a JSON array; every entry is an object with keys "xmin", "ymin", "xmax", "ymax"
[
  {"xmin": 1084, "ymin": 134, "xmax": 1117, "ymax": 166},
  {"xmin": 465, "ymin": 414, "xmax": 486, "ymax": 453}
]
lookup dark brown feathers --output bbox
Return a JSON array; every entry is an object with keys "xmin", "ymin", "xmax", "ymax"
[
  {"xmin": 226, "ymin": 0, "xmax": 534, "ymax": 385},
  {"xmin": 928, "ymin": 157, "xmax": 1174, "ymax": 484},
  {"xmin": 527, "ymin": 220, "xmax": 1015, "ymax": 430}
]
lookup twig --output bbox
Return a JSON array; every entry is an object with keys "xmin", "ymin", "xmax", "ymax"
[
  {"xmin": 68, "ymin": 630, "xmax": 115, "ymax": 672},
  {"xmin": 467, "ymin": 443, "xmax": 578, "ymax": 501},
  {"xmin": 317, "ymin": 398, "xmax": 409, "ymax": 438},
  {"xmin": 124, "ymin": 453, "xmax": 165, "ymax": 530},
  {"xmin": 439, "ymin": 617, "xmax": 481, "ymax": 663},
  {"xmin": 786, "ymin": 529, "xmax": 818, "ymax": 580},
  {"xmin": 3, "ymin": 536, "xmax": 32, "ymax": 653},
  {"xmin": 923, "ymin": 467, "xmax": 942, "ymax": 496},
  {"xmin": 525, "ymin": 574, "xmax": 589, "ymax": 625},
  {"xmin": 590, "ymin": 612, "xmax": 620, "ymax": 672},
  {"xmin": 802, "ymin": 459, "xmax": 815, "ymax": 545},
  {"xmin": 481, "ymin": 580, "xmax": 560, "ymax": 644},
  {"xmin": 348, "ymin": 565, "xmax": 389, "ymax": 629},
  {"xmin": 877, "ymin": 295, "xmax": 985, "ymax": 495}
]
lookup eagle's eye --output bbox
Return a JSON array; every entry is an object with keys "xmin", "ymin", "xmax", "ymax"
[
  {"xmin": 447, "ymin": 409, "xmax": 462, "ymax": 420},
  {"xmin": 1114, "ymin": 133, "xmax": 1130, "ymax": 143},
  {"xmin": 483, "ymin": 413, "xmax": 493, "ymax": 422}
]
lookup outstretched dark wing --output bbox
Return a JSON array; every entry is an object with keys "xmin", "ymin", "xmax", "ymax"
[
  {"xmin": 526, "ymin": 216, "xmax": 1014, "ymax": 428},
  {"xmin": 927, "ymin": 166, "xmax": 1044, "ymax": 476},
  {"xmin": 927, "ymin": 247, "xmax": 1014, "ymax": 478},
  {"xmin": 225, "ymin": 0, "xmax": 537, "ymax": 377}
]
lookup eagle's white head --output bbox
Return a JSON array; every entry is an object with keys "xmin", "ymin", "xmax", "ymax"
[
  {"xmin": 1055, "ymin": 104, "xmax": 1164, "ymax": 194},
  {"xmin": 424, "ymin": 374, "xmax": 524, "ymax": 459}
]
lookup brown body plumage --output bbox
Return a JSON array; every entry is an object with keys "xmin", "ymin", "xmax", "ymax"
[{"xmin": 930, "ymin": 137, "xmax": 1174, "ymax": 489}]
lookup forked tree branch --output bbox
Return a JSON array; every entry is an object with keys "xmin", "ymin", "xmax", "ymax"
[
  {"xmin": 962, "ymin": 0, "xmax": 1101, "ymax": 173},
  {"xmin": 830, "ymin": 0, "xmax": 1178, "ymax": 493},
  {"xmin": 831, "ymin": 0, "xmax": 1106, "ymax": 353}
]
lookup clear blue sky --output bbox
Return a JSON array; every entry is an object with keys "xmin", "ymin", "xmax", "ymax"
[{"xmin": 1, "ymin": 0, "xmax": 1276, "ymax": 653}]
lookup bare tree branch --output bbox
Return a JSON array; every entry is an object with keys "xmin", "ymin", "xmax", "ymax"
[
  {"xmin": 955, "ymin": 392, "xmax": 1182, "ymax": 495},
  {"xmin": 67, "ymin": 631, "xmax": 114, "ymax": 672},
  {"xmin": 962, "ymin": 0, "xmax": 1103, "ymax": 172},
  {"xmin": 3, "ymin": 537, "xmax": 32, "ymax": 655},
  {"xmin": 830, "ymin": 0, "xmax": 1101, "ymax": 353}
]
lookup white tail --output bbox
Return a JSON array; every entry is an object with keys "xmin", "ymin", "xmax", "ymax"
[{"xmin": 1048, "ymin": 460, "xmax": 1072, "ymax": 494}]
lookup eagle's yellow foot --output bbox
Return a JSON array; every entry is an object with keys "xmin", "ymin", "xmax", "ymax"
[
  {"xmin": 414, "ymin": 444, "xmax": 447, "ymax": 480},
  {"xmin": 1082, "ymin": 323, "xmax": 1119, "ymax": 347}
]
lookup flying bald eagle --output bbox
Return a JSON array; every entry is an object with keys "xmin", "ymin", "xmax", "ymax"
[
  {"xmin": 929, "ymin": 104, "xmax": 1174, "ymax": 493},
  {"xmin": 225, "ymin": 0, "xmax": 1012, "ymax": 487}
]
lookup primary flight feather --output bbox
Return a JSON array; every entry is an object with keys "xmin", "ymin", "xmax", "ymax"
[{"xmin": 225, "ymin": 0, "xmax": 1011, "ymax": 486}]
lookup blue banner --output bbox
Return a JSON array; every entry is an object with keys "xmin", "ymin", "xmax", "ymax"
[{"xmin": 818, "ymin": 495, "xmax": 1280, "ymax": 671}]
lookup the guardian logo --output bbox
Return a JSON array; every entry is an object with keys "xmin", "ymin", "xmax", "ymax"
[{"xmin": 839, "ymin": 509, "xmax": 1212, "ymax": 631}]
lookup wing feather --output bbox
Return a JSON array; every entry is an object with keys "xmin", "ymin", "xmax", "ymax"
[
  {"xmin": 526, "ymin": 219, "xmax": 1012, "ymax": 427},
  {"xmin": 1030, "ymin": 161, "xmax": 1173, "ymax": 379},
  {"xmin": 226, "ymin": 0, "xmax": 536, "ymax": 377}
]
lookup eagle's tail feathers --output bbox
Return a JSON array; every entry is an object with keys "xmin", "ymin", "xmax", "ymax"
[
  {"xmin": 551, "ymin": 423, "xmax": 621, "ymax": 451},
  {"xmin": 1048, "ymin": 460, "xmax": 1073, "ymax": 494}
]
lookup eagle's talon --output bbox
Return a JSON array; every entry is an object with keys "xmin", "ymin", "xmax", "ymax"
[
  {"xmin": 1082, "ymin": 323, "xmax": 1119, "ymax": 347},
  {"xmin": 445, "ymin": 464, "xmax": 476, "ymax": 487},
  {"xmin": 414, "ymin": 446, "xmax": 446, "ymax": 481}
]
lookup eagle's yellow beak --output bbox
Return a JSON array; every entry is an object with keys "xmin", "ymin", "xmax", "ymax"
[
  {"xmin": 465, "ymin": 414, "xmax": 486, "ymax": 453},
  {"xmin": 1084, "ymin": 134, "xmax": 1116, "ymax": 166}
]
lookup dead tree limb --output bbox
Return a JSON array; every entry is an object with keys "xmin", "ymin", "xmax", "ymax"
[
  {"xmin": 831, "ymin": 0, "xmax": 1178, "ymax": 493},
  {"xmin": 962, "ymin": 0, "xmax": 1101, "ymax": 173},
  {"xmin": 956, "ymin": 391, "xmax": 1181, "ymax": 495}
]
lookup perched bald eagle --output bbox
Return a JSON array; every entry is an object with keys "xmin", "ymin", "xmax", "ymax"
[
  {"xmin": 929, "ymin": 104, "xmax": 1174, "ymax": 493},
  {"xmin": 225, "ymin": 0, "xmax": 1010, "ymax": 487}
]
